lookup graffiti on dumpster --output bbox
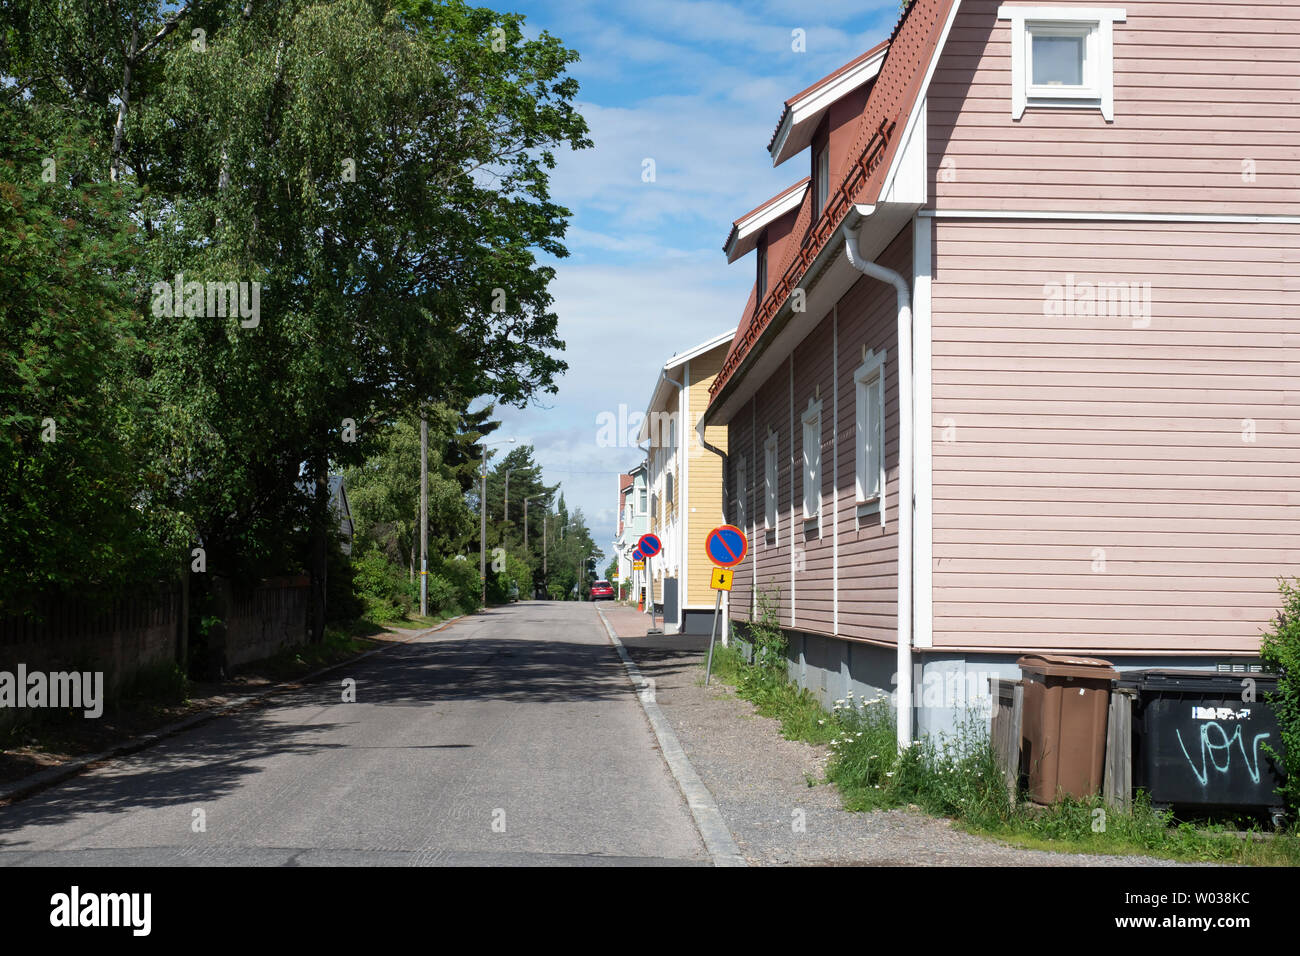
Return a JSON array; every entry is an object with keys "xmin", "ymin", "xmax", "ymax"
[{"xmin": 1175, "ymin": 718, "xmax": 1271, "ymax": 787}]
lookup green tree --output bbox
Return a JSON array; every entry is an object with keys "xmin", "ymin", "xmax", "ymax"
[
  {"xmin": 343, "ymin": 405, "xmax": 476, "ymax": 577},
  {"xmin": 0, "ymin": 105, "xmax": 180, "ymax": 611},
  {"xmin": 2, "ymin": 0, "xmax": 590, "ymax": 632}
]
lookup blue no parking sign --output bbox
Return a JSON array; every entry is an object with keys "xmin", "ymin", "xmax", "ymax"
[
  {"xmin": 637, "ymin": 533, "xmax": 662, "ymax": 558},
  {"xmin": 705, "ymin": 525, "xmax": 747, "ymax": 568}
]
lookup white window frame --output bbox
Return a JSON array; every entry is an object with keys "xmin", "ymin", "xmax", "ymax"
[
  {"xmin": 763, "ymin": 430, "xmax": 778, "ymax": 537},
  {"xmin": 855, "ymin": 348, "xmax": 887, "ymax": 527},
  {"xmin": 638, "ymin": 488, "xmax": 647, "ymax": 514},
  {"xmin": 997, "ymin": 6, "xmax": 1125, "ymax": 122},
  {"xmin": 736, "ymin": 455, "xmax": 748, "ymax": 534},
  {"xmin": 801, "ymin": 399, "xmax": 822, "ymax": 533},
  {"xmin": 814, "ymin": 144, "xmax": 829, "ymax": 219}
]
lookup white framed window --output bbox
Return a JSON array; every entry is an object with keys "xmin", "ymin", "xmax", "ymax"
[
  {"xmin": 997, "ymin": 6, "xmax": 1125, "ymax": 122},
  {"xmin": 736, "ymin": 456, "xmax": 748, "ymax": 533},
  {"xmin": 814, "ymin": 144, "xmax": 829, "ymax": 219},
  {"xmin": 665, "ymin": 471, "xmax": 674, "ymax": 506},
  {"xmin": 855, "ymin": 348, "xmax": 887, "ymax": 526},
  {"xmin": 638, "ymin": 488, "xmax": 647, "ymax": 513},
  {"xmin": 756, "ymin": 240, "xmax": 767, "ymax": 303},
  {"xmin": 764, "ymin": 430, "xmax": 778, "ymax": 536},
  {"xmin": 801, "ymin": 399, "xmax": 822, "ymax": 532}
]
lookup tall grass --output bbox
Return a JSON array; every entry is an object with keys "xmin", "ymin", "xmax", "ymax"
[{"xmin": 711, "ymin": 651, "xmax": 1300, "ymax": 865}]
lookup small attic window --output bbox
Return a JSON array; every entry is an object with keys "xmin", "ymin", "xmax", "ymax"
[
  {"xmin": 1031, "ymin": 28, "xmax": 1087, "ymax": 88},
  {"xmin": 814, "ymin": 145, "xmax": 829, "ymax": 219},
  {"xmin": 998, "ymin": 6, "xmax": 1125, "ymax": 122}
]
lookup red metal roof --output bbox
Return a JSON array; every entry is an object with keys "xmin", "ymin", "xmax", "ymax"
[
  {"xmin": 765, "ymin": 38, "xmax": 892, "ymax": 154},
  {"xmin": 711, "ymin": 0, "xmax": 955, "ymax": 404},
  {"xmin": 722, "ymin": 177, "xmax": 810, "ymax": 255}
]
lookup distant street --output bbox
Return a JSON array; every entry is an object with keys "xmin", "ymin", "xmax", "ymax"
[{"xmin": 0, "ymin": 604, "xmax": 708, "ymax": 866}]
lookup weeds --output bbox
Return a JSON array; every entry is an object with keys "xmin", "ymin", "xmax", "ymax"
[{"xmin": 710, "ymin": 646, "xmax": 1300, "ymax": 865}]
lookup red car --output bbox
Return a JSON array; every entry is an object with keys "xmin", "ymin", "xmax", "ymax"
[{"xmin": 589, "ymin": 580, "xmax": 614, "ymax": 600}]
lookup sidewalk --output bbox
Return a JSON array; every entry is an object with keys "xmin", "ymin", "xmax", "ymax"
[{"xmin": 599, "ymin": 603, "xmax": 1189, "ymax": 866}]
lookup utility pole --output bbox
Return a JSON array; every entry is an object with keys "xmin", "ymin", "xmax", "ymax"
[
  {"xmin": 524, "ymin": 492, "xmax": 547, "ymax": 550},
  {"xmin": 480, "ymin": 443, "xmax": 487, "ymax": 608},
  {"xmin": 503, "ymin": 470, "xmax": 510, "ymax": 526},
  {"xmin": 420, "ymin": 412, "xmax": 428, "ymax": 616},
  {"xmin": 479, "ymin": 437, "xmax": 515, "ymax": 608}
]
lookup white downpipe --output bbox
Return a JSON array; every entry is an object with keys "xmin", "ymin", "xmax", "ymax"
[{"xmin": 842, "ymin": 217, "xmax": 914, "ymax": 751}]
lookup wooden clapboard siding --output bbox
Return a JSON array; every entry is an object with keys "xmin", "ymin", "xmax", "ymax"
[
  {"xmin": 791, "ymin": 308, "xmax": 836, "ymax": 634},
  {"xmin": 724, "ymin": 223, "xmax": 911, "ymax": 642},
  {"xmin": 930, "ymin": 218, "xmax": 1300, "ymax": 654},
  {"xmin": 928, "ymin": 0, "xmax": 1300, "ymax": 215},
  {"xmin": 833, "ymin": 226, "xmax": 909, "ymax": 644},
  {"xmin": 686, "ymin": 348, "xmax": 728, "ymax": 609},
  {"xmin": 752, "ymin": 351, "xmax": 793, "ymax": 628}
]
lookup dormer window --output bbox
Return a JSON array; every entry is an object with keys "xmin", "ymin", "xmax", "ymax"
[
  {"xmin": 998, "ymin": 6, "xmax": 1125, "ymax": 122},
  {"xmin": 814, "ymin": 144, "xmax": 829, "ymax": 219},
  {"xmin": 756, "ymin": 239, "xmax": 767, "ymax": 302}
]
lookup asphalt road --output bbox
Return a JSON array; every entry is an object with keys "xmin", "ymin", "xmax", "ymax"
[{"xmin": 0, "ymin": 602, "xmax": 709, "ymax": 866}]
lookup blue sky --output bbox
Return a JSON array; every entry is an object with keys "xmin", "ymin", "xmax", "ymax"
[{"xmin": 479, "ymin": 0, "xmax": 903, "ymax": 558}]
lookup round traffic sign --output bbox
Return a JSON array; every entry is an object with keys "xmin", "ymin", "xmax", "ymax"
[
  {"xmin": 632, "ymin": 548, "xmax": 643, "ymax": 561},
  {"xmin": 705, "ymin": 524, "xmax": 748, "ymax": 567},
  {"xmin": 637, "ymin": 533, "xmax": 662, "ymax": 558}
]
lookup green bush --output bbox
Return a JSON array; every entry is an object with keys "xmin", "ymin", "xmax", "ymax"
[
  {"xmin": 437, "ymin": 555, "xmax": 481, "ymax": 613},
  {"xmin": 425, "ymin": 573, "xmax": 457, "ymax": 613},
  {"xmin": 351, "ymin": 547, "xmax": 412, "ymax": 623},
  {"xmin": 1260, "ymin": 577, "xmax": 1300, "ymax": 813},
  {"xmin": 486, "ymin": 548, "xmax": 532, "ymax": 605},
  {"xmin": 326, "ymin": 538, "xmax": 364, "ymax": 623}
]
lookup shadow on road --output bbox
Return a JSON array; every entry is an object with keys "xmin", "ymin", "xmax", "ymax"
[{"xmin": 0, "ymin": 614, "xmax": 640, "ymax": 837}]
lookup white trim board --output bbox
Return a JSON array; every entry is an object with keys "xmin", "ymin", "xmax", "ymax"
[
  {"xmin": 920, "ymin": 209, "xmax": 1300, "ymax": 224},
  {"xmin": 912, "ymin": 215, "xmax": 933, "ymax": 650},
  {"xmin": 681, "ymin": 358, "xmax": 691, "ymax": 630},
  {"xmin": 770, "ymin": 46, "xmax": 889, "ymax": 167},
  {"xmin": 997, "ymin": 5, "xmax": 1126, "ymax": 122},
  {"xmin": 878, "ymin": 0, "xmax": 962, "ymax": 204},
  {"xmin": 726, "ymin": 186, "xmax": 808, "ymax": 262}
]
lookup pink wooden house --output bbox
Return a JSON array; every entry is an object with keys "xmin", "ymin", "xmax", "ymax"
[{"xmin": 703, "ymin": 0, "xmax": 1300, "ymax": 744}]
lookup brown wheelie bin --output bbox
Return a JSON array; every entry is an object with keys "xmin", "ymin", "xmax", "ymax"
[{"xmin": 1017, "ymin": 654, "xmax": 1118, "ymax": 803}]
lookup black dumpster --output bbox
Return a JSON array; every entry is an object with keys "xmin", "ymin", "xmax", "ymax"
[{"xmin": 1119, "ymin": 670, "xmax": 1287, "ymax": 824}]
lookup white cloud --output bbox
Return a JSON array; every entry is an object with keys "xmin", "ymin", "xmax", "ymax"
[{"xmin": 487, "ymin": 0, "xmax": 903, "ymax": 555}]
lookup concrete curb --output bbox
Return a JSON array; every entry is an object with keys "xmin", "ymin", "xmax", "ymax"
[
  {"xmin": 595, "ymin": 606, "xmax": 746, "ymax": 867},
  {"xmin": 0, "ymin": 615, "xmax": 465, "ymax": 806}
]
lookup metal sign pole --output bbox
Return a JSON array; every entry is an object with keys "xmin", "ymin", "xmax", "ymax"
[
  {"xmin": 649, "ymin": 554, "xmax": 656, "ymax": 630},
  {"xmin": 704, "ymin": 589, "xmax": 722, "ymax": 685}
]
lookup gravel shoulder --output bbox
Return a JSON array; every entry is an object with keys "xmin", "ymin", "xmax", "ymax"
[{"xmin": 599, "ymin": 604, "xmax": 1191, "ymax": 867}]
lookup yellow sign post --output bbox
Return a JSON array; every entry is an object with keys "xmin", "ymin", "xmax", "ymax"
[{"xmin": 710, "ymin": 567, "xmax": 733, "ymax": 592}]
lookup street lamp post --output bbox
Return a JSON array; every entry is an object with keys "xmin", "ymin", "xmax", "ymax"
[
  {"xmin": 419, "ymin": 412, "xmax": 428, "ymax": 617},
  {"xmin": 480, "ymin": 437, "xmax": 515, "ymax": 608}
]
